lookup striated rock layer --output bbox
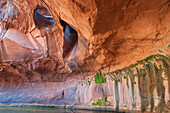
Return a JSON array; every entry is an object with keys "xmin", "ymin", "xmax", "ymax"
[{"xmin": 0, "ymin": 0, "xmax": 170, "ymax": 112}]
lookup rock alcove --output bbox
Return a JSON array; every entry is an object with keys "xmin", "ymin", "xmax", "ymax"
[
  {"xmin": 60, "ymin": 20, "xmax": 78, "ymax": 59},
  {"xmin": 0, "ymin": 0, "xmax": 169, "ymax": 112},
  {"xmin": 33, "ymin": 6, "xmax": 55, "ymax": 30}
]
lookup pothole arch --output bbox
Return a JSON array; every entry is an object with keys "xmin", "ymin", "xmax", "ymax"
[
  {"xmin": 33, "ymin": 5, "xmax": 55, "ymax": 30},
  {"xmin": 60, "ymin": 20, "xmax": 78, "ymax": 59}
]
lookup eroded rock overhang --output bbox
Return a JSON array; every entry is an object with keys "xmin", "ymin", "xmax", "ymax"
[
  {"xmin": 0, "ymin": 0, "xmax": 169, "ymax": 112},
  {"xmin": 0, "ymin": 0, "xmax": 169, "ymax": 72}
]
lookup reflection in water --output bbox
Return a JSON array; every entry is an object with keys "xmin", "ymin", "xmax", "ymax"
[{"xmin": 0, "ymin": 107, "xmax": 124, "ymax": 113}]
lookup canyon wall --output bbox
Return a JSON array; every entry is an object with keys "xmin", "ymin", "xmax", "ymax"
[{"xmin": 0, "ymin": 0, "xmax": 169, "ymax": 112}]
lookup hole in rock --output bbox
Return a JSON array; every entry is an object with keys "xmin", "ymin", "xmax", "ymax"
[
  {"xmin": 33, "ymin": 6, "xmax": 55, "ymax": 30},
  {"xmin": 0, "ymin": 1, "xmax": 7, "ymax": 9},
  {"xmin": 0, "ymin": 1, "xmax": 7, "ymax": 21},
  {"xmin": 60, "ymin": 20, "xmax": 78, "ymax": 59}
]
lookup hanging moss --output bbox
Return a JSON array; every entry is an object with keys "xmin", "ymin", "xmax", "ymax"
[
  {"xmin": 105, "ymin": 54, "xmax": 163, "ymax": 77},
  {"xmin": 104, "ymin": 54, "xmax": 169, "ymax": 80},
  {"xmin": 91, "ymin": 44, "xmax": 169, "ymax": 111},
  {"xmin": 143, "ymin": 55, "xmax": 157, "ymax": 62},
  {"xmin": 94, "ymin": 72, "xmax": 106, "ymax": 83},
  {"xmin": 129, "ymin": 63, "xmax": 138, "ymax": 69},
  {"xmin": 158, "ymin": 49, "xmax": 164, "ymax": 53},
  {"xmin": 162, "ymin": 59, "xmax": 170, "ymax": 77}
]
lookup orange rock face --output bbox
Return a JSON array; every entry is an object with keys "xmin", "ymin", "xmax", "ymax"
[
  {"xmin": 2, "ymin": 0, "xmax": 169, "ymax": 71},
  {"xmin": 0, "ymin": 0, "xmax": 169, "ymax": 72},
  {"xmin": 0, "ymin": 0, "xmax": 169, "ymax": 112}
]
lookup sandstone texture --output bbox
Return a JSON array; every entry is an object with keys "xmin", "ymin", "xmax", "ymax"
[
  {"xmin": 0, "ymin": 0, "xmax": 169, "ymax": 112},
  {"xmin": 0, "ymin": 0, "xmax": 169, "ymax": 71}
]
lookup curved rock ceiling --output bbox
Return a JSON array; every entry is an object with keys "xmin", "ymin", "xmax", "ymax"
[
  {"xmin": 0, "ymin": 0, "xmax": 169, "ymax": 112},
  {"xmin": 0, "ymin": 0, "xmax": 169, "ymax": 71}
]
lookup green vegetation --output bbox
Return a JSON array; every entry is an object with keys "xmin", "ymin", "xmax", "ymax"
[
  {"xmin": 78, "ymin": 77, "xmax": 93, "ymax": 86},
  {"xmin": 104, "ymin": 103, "xmax": 112, "ymax": 106},
  {"xmin": 104, "ymin": 97, "xmax": 112, "ymax": 106},
  {"xmin": 81, "ymin": 79, "xmax": 83, "ymax": 86},
  {"xmin": 81, "ymin": 43, "xmax": 169, "ymax": 85},
  {"xmin": 92, "ymin": 99, "xmax": 101, "ymax": 106},
  {"xmin": 92, "ymin": 97, "xmax": 112, "ymax": 106},
  {"xmin": 123, "ymin": 76, "xmax": 127, "ymax": 79},
  {"xmin": 90, "ymin": 44, "xmax": 169, "ymax": 111},
  {"xmin": 94, "ymin": 72, "xmax": 106, "ymax": 83},
  {"xmin": 87, "ymin": 80, "xmax": 91, "ymax": 85},
  {"xmin": 132, "ymin": 80, "xmax": 136, "ymax": 84},
  {"xmin": 115, "ymin": 79, "xmax": 120, "ymax": 82},
  {"xmin": 77, "ymin": 44, "xmax": 170, "ymax": 87},
  {"xmin": 104, "ymin": 97, "xmax": 107, "ymax": 102}
]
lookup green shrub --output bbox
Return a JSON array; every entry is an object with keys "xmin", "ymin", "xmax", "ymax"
[
  {"xmin": 92, "ymin": 97, "xmax": 112, "ymax": 106},
  {"xmin": 95, "ymin": 72, "xmax": 106, "ymax": 83},
  {"xmin": 104, "ymin": 97, "xmax": 107, "ymax": 102},
  {"xmin": 104, "ymin": 97, "xmax": 112, "ymax": 106},
  {"xmin": 92, "ymin": 99, "xmax": 101, "ymax": 106}
]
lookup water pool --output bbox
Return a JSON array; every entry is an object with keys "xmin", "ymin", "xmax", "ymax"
[{"xmin": 0, "ymin": 107, "xmax": 123, "ymax": 113}]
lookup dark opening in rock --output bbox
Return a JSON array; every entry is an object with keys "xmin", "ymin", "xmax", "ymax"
[
  {"xmin": 60, "ymin": 20, "xmax": 78, "ymax": 58},
  {"xmin": 0, "ymin": 1, "xmax": 7, "ymax": 9},
  {"xmin": 33, "ymin": 6, "xmax": 55, "ymax": 30},
  {"xmin": 0, "ymin": 1, "xmax": 7, "ymax": 21}
]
